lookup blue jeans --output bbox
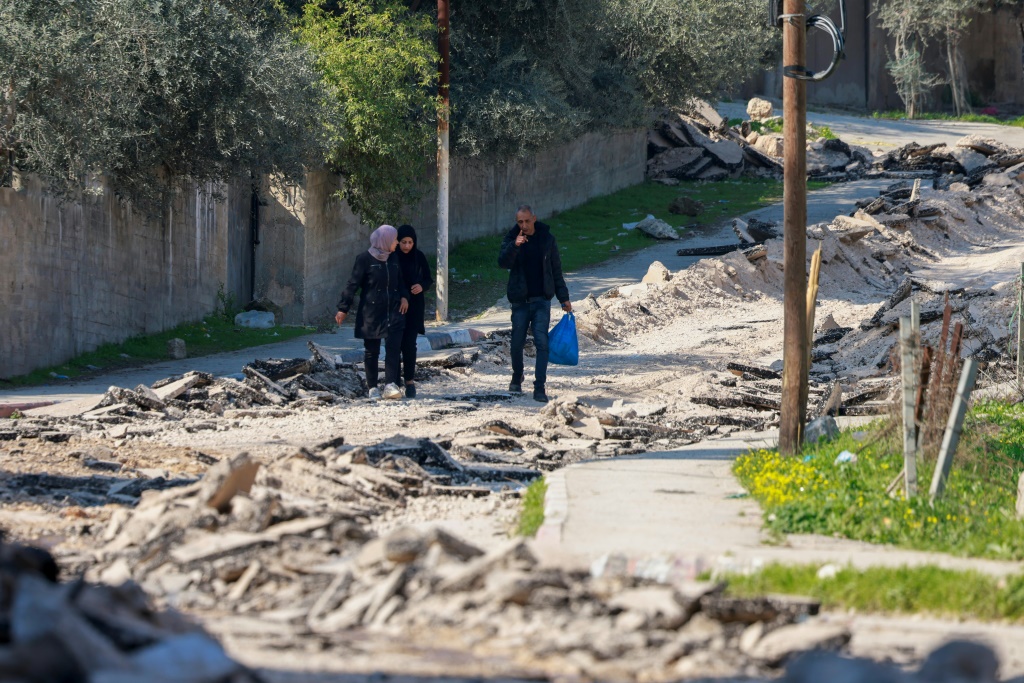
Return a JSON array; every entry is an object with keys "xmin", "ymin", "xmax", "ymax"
[{"xmin": 510, "ymin": 297, "xmax": 551, "ymax": 389}]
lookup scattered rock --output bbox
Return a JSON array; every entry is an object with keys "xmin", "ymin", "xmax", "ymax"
[
  {"xmin": 634, "ymin": 216, "xmax": 680, "ymax": 240},
  {"xmin": 747, "ymin": 97, "xmax": 775, "ymax": 121},
  {"xmin": 166, "ymin": 338, "xmax": 187, "ymax": 360},
  {"xmin": 748, "ymin": 621, "xmax": 851, "ymax": 665},
  {"xmin": 669, "ymin": 195, "xmax": 705, "ymax": 217},
  {"xmin": 804, "ymin": 415, "xmax": 840, "ymax": 444}
]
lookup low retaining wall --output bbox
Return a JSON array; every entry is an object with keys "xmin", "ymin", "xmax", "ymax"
[
  {"xmin": 1, "ymin": 129, "xmax": 646, "ymax": 375},
  {"xmin": 0, "ymin": 178, "xmax": 248, "ymax": 379},
  {"xmin": 257, "ymin": 128, "xmax": 647, "ymax": 325}
]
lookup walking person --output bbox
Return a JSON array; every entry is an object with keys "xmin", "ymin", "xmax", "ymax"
[
  {"xmin": 335, "ymin": 225, "xmax": 409, "ymax": 400},
  {"xmin": 395, "ymin": 224, "xmax": 433, "ymax": 398},
  {"xmin": 498, "ymin": 205, "xmax": 571, "ymax": 403}
]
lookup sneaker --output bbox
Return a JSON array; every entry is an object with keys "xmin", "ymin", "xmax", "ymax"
[
  {"xmin": 405, "ymin": 383, "xmax": 416, "ymax": 399},
  {"xmin": 382, "ymin": 383, "xmax": 404, "ymax": 400},
  {"xmin": 367, "ymin": 387, "xmax": 381, "ymax": 400},
  {"xmin": 533, "ymin": 387, "xmax": 549, "ymax": 403},
  {"xmin": 509, "ymin": 381, "xmax": 523, "ymax": 394}
]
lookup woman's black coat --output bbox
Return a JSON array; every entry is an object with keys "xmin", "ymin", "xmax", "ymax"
[
  {"xmin": 337, "ymin": 252, "xmax": 409, "ymax": 339},
  {"xmin": 398, "ymin": 249, "xmax": 433, "ymax": 335}
]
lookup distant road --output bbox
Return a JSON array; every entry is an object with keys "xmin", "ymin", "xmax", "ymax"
[{"xmin": 718, "ymin": 100, "xmax": 1024, "ymax": 150}]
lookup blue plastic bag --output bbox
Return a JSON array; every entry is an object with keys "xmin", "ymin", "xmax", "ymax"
[{"xmin": 548, "ymin": 312, "xmax": 579, "ymax": 366}]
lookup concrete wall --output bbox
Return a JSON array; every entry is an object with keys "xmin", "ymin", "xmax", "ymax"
[
  {"xmin": 743, "ymin": 2, "xmax": 1024, "ymax": 112},
  {"xmin": 0, "ymin": 177, "xmax": 245, "ymax": 379},
  {"xmin": 409, "ymin": 128, "xmax": 648, "ymax": 255},
  {"xmin": 257, "ymin": 129, "xmax": 647, "ymax": 324}
]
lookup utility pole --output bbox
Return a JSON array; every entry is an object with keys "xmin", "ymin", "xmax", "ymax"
[
  {"xmin": 779, "ymin": 0, "xmax": 809, "ymax": 455},
  {"xmin": 435, "ymin": 0, "xmax": 451, "ymax": 322}
]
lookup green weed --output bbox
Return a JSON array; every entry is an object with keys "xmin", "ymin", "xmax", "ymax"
[
  {"xmin": 517, "ymin": 477, "xmax": 548, "ymax": 537},
  {"xmin": 733, "ymin": 403, "xmax": 1024, "ymax": 560},
  {"xmin": 871, "ymin": 110, "xmax": 1024, "ymax": 128},
  {"xmin": 723, "ymin": 563, "xmax": 1024, "ymax": 622},
  {"xmin": 1, "ymin": 317, "xmax": 313, "ymax": 387}
]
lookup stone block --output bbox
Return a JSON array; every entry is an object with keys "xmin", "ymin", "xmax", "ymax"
[
  {"xmin": 747, "ymin": 97, "xmax": 775, "ymax": 121},
  {"xmin": 166, "ymin": 338, "xmax": 186, "ymax": 360}
]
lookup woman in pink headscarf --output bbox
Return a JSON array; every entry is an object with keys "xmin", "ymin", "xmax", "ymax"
[{"xmin": 336, "ymin": 225, "xmax": 410, "ymax": 400}]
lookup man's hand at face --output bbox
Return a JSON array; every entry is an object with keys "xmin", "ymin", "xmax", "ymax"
[{"xmin": 515, "ymin": 231, "xmax": 529, "ymax": 247}]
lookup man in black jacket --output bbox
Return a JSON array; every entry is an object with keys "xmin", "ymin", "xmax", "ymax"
[{"xmin": 498, "ymin": 205, "xmax": 572, "ymax": 403}]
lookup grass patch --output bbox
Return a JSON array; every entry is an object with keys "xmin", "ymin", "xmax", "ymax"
[
  {"xmin": 443, "ymin": 178, "xmax": 828, "ymax": 317},
  {"xmin": 1, "ymin": 317, "xmax": 314, "ymax": 388},
  {"xmin": 517, "ymin": 477, "xmax": 548, "ymax": 537},
  {"xmin": 871, "ymin": 110, "xmax": 1024, "ymax": 128},
  {"xmin": 722, "ymin": 563, "xmax": 1024, "ymax": 622},
  {"xmin": 733, "ymin": 400, "xmax": 1024, "ymax": 560},
  {"xmin": 811, "ymin": 125, "xmax": 838, "ymax": 140},
  {"xmin": 748, "ymin": 119, "xmax": 835, "ymax": 139},
  {"xmin": 750, "ymin": 119, "xmax": 783, "ymax": 134}
]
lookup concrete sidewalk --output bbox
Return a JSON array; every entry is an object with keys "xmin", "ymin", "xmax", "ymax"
[{"xmin": 535, "ymin": 425, "xmax": 1024, "ymax": 578}]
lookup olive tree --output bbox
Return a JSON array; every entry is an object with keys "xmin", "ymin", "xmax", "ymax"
[
  {"xmin": 876, "ymin": 0, "xmax": 986, "ymax": 117},
  {"xmin": 0, "ymin": 0, "xmax": 323, "ymax": 212},
  {"xmin": 448, "ymin": 0, "xmax": 778, "ymax": 159}
]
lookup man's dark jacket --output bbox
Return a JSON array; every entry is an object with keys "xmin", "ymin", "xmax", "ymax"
[
  {"xmin": 498, "ymin": 222, "xmax": 570, "ymax": 304},
  {"xmin": 337, "ymin": 251, "xmax": 409, "ymax": 339}
]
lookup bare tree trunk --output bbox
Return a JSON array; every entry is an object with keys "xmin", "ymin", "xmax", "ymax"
[{"xmin": 946, "ymin": 36, "xmax": 970, "ymax": 116}]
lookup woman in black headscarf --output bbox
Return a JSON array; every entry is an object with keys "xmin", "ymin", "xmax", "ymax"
[{"xmin": 395, "ymin": 224, "xmax": 433, "ymax": 398}]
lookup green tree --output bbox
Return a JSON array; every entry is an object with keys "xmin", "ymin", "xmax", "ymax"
[
  {"xmin": 296, "ymin": 0, "xmax": 439, "ymax": 224},
  {"xmin": 876, "ymin": 0, "xmax": 987, "ymax": 118},
  {"xmin": 447, "ymin": 0, "xmax": 778, "ymax": 159},
  {"xmin": 0, "ymin": 0, "xmax": 323, "ymax": 212},
  {"xmin": 928, "ymin": 0, "xmax": 986, "ymax": 117},
  {"xmin": 876, "ymin": 0, "xmax": 943, "ymax": 118}
]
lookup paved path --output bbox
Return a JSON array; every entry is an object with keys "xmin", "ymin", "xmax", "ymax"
[
  {"xmin": 532, "ymin": 107, "xmax": 1024, "ymax": 578},
  {"xmin": 535, "ymin": 423, "xmax": 1024, "ymax": 578},
  {"xmin": 718, "ymin": 101, "xmax": 1024, "ymax": 149}
]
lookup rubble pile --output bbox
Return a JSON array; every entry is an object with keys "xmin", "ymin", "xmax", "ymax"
[
  {"xmin": 0, "ymin": 535, "xmax": 260, "ymax": 683},
  {"xmin": 61, "ymin": 448, "xmax": 853, "ymax": 680},
  {"xmin": 64, "ymin": 464, "xmax": 1017, "ymax": 682},
  {"xmin": 572, "ymin": 166, "xmax": 1024, "ymax": 425},
  {"xmin": 646, "ymin": 99, "xmax": 1024, "ymax": 186},
  {"xmin": 646, "ymin": 101, "xmax": 785, "ymax": 182},
  {"xmin": 692, "ymin": 362, "xmax": 898, "ymax": 420}
]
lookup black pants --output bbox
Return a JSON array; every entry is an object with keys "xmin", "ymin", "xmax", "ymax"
[
  {"xmin": 400, "ymin": 323, "xmax": 419, "ymax": 384},
  {"xmin": 363, "ymin": 334, "xmax": 402, "ymax": 388}
]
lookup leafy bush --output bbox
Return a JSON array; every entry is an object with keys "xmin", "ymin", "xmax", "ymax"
[
  {"xmin": 1, "ymin": 0, "xmax": 323, "ymax": 212},
  {"xmin": 296, "ymin": 0, "xmax": 440, "ymax": 224},
  {"xmin": 517, "ymin": 478, "xmax": 548, "ymax": 537}
]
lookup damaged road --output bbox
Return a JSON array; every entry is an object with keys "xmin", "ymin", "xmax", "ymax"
[{"xmin": 3, "ymin": 120, "xmax": 1024, "ymax": 679}]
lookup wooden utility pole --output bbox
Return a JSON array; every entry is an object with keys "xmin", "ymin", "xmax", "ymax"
[
  {"xmin": 1017, "ymin": 263, "xmax": 1023, "ymax": 390},
  {"xmin": 435, "ymin": 0, "xmax": 451, "ymax": 322},
  {"xmin": 900, "ymin": 307, "xmax": 920, "ymax": 498},
  {"xmin": 779, "ymin": 0, "xmax": 809, "ymax": 455}
]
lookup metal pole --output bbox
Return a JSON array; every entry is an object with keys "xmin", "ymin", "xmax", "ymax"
[
  {"xmin": 435, "ymin": 0, "xmax": 451, "ymax": 322},
  {"xmin": 779, "ymin": 0, "xmax": 808, "ymax": 456}
]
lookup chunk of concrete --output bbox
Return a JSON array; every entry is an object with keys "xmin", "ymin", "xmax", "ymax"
[
  {"xmin": 642, "ymin": 261, "xmax": 672, "ymax": 284},
  {"xmin": 166, "ymin": 338, "xmax": 186, "ymax": 360},
  {"xmin": 748, "ymin": 621, "xmax": 851, "ymax": 665},
  {"xmin": 804, "ymin": 415, "xmax": 840, "ymax": 445},
  {"xmin": 747, "ymin": 97, "xmax": 775, "ymax": 121},
  {"xmin": 634, "ymin": 216, "xmax": 680, "ymax": 240}
]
